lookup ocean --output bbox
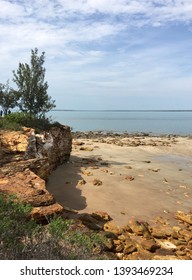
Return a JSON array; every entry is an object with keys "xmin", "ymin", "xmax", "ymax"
[{"xmin": 47, "ymin": 110, "xmax": 192, "ymax": 135}]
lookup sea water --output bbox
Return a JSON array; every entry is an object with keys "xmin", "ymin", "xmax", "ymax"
[{"xmin": 46, "ymin": 110, "xmax": 192, "ymax": 135}]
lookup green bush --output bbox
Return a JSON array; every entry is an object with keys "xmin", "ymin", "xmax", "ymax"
[
  {"xmin": 0, "ymin": 118, "xmax": 22, "ymax": 131},
  {"xmin": 0, "ymin": 112, "xmax": 62, "ymax": 132},
  {"xmin": 5, "ymin": 112, "xmax": 52, "ymax": 131},
  {"xmin": 4, "ymin": 112, "xmax": 31, "ymax": 124}
]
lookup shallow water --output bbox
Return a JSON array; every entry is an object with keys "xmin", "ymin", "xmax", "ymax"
[{"xmin": 47, "ymin": 110, "xmax": 192, "ymax": 135}]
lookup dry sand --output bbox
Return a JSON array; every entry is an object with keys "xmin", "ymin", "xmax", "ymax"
[{"xmin": 47, "ymin": 136, "xmax": 192, "ymax": 226}]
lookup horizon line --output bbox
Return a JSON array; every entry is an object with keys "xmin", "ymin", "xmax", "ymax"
[{"xmin": 51, "ymin": 109, "xmax": 192, "ymax": 112}]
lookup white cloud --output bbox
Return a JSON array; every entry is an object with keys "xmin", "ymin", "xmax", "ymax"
[
  {"xmin": 0, "ymin": 0, "xmax": 24, "ymax": 19},
  {"xmin": 0, "ymin": 0, "xmax": 192, "ymax": 109}
]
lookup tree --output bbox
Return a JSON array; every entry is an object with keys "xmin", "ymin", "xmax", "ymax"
[
  {"xmin": 0, "ymin": 80, "xmax": 18, "ymax": 115},
  {"xmin": 13, "ymin": 48, "xmax": 55, "ymax": 118}
]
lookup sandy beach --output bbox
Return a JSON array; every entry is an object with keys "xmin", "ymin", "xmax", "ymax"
[{"xmin": 47, "ymin": 133, "xmax": 192, "ymax": 227}]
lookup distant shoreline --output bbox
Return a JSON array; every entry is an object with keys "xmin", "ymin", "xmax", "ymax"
[{"xmin": 51, "ymin": 109, "xmax": 192, "ymax": 112}]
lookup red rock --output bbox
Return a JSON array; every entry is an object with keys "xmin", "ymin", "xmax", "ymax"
[
  {"xmin": 31, "ymin": 203, "xmax": 64, "ymax": 223},
  {"xmin": 0, "ymin": 126, "xmax": 72, "ymax": 224}
]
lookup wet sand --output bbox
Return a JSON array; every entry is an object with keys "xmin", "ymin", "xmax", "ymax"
[{"xmin": 47, "ymin": 135, "xmax": 192, "ymax": 226}]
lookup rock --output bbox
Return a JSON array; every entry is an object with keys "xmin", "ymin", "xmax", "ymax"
[
  {"xmin": 125, "ymin": 166, "xmax": 132, "ymax": 169},
  {"xmin": 31, "ymin": 203, "xmax": 64, "ymax": 223},
  {"xmin": 92, "ymin": 179, "xmax": 102, "ymax": 186},
  {"xmin": 121, "ymin": 225, "xmax": 132, "ymax": 235},
  {"xmin": 123, "ymin": 242, "xmax": 137, "ymax": 254},
  {"xmin": 80, "ymin": 146, "xmax": 94, "ymax": 151},
  {"xmin": 113, "ymin": 239, "xmax": 122, "ymax": 246},
  {"xmin": 172, "ymin": 226, "xmax": 182, "ymax": 239},
  {"xmin": 140, "ymin": 239, "xmax": 160, "ymax": 252},
  {"xmin": 176, "ymin": 211, "xmax": 192, "ymax": 225},
  {"xmin": 91, "ymin": 211, "xmax": 111, "ymax": 222},
  {"xmin": 151, "ymin": 226, "xmax": 172, "ymax": 238},
  {"xmin": 24, "ymin": 192, "xmax": 55, "ymax": 207},
  {"xmin": 104, "ymin": 221, "xmax": 123, "ymax": 235},
  {"xmin": 82, "ymin": 171, "xmax": 93, "ymax": 176},
  {"xmin": 1, "ymin": 126, "xmax": 72, "ymax": 179},
  {"xmin": 101, "ymin": 168, "xmax": 109, "ymax": 173},
  {"xmin": 79, "ymin": 213, "xmax": 104, "ymax": 230},
  {"xmin": 102, "ymin": 238, "xmax": 114, "ymax": 251},
  {"xmin": 136, "ymin": 248, "xmax": 153, "ymax": 260},
  {"xmin": 78, "ymin": 179, "xmax": 86, "ymax": 185},
  {"xmin": 0, "ymin": 130, "xmax": 29, "ymax": 153},
  {"xmin": 115, "ymin": 243, "xmax": 124, "ymax": 252},
  {"xmin": 129, "ymin": 219, "xmax": 151, "ymax": 237},
  {"xmin": 118, "ymin": 234, "xmax": 132, "ymax": 242},
  {"xmin": 0, "ymin": 170, "xmax": 64, "ymax": 222},
  {"xmin": 116, "ymin": 252, "xmax": 124, "ymax": 259},
  {"xmin": 156, "ymin": 240, "xmax": 177, "ymax": 251},
  {"xmin": 73, "ymin": 141, "xmax": 85, "ymax": 146},
  {"xmin": 178, "ymin": 229, "xmax": 192, "ymax": 242},
  {"xmin": 125, "ymin": 175, "xmax": 134, "ymax": 181},
  {"xmin": 148, "ymin": 168, "xmax": 160, "ymax": 172}
]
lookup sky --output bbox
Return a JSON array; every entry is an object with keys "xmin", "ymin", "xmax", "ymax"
[{"xmin": 0, "ymin": 0, "xmax": 192, "ymax": 110}]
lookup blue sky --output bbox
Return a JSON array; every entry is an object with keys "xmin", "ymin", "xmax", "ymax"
[{"xmin": 0, "ymin": 0, "xmax": 192, "ymax": 110}]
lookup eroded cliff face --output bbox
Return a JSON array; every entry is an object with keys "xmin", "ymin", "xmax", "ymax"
[{"xmin": 0, "ymin": 125, "xmax": 72, "ymax": 222}]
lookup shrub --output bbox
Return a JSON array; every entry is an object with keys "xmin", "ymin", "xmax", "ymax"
[
  {"xmin": 0, "ymin": 118, "xmax": 22, "ymax": 131},
  {"xmin": 0, "ymin": 194, "xmax": 113, "ymax": 260},
  {"xmin": 0, "ymin": 193, "xmax": 40, "ymax": 259},
  {"xmin": 48, "ymin": 217, "xmax": 74, "ymax": 238},
  {"xmin": 0, "ymin": 111, "xmax": 62, "ymax": 132}
]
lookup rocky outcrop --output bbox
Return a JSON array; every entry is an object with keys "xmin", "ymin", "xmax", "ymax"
[
  {"xmin": 77, "ymin": 211, "xmax": 192, "ymax": 260},
  {"xmin": 72, "ymin": 131, "xmax": 179, "ymax": 147},
  {"xmin": 0, "ymin": 170, "xmax": 63, "ymax": 223},
  {"xmin": 0, "ymin": 126, "xmax": 72, "ymax": 179},
  {"xmin": 0, "ymin": 125, "xmax": 72, "ymax": 222}
]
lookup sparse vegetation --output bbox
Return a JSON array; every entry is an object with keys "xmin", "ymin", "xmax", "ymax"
[{"xmin": 0, "ymin": 194, "xmax": 110, "ymax": 260}]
